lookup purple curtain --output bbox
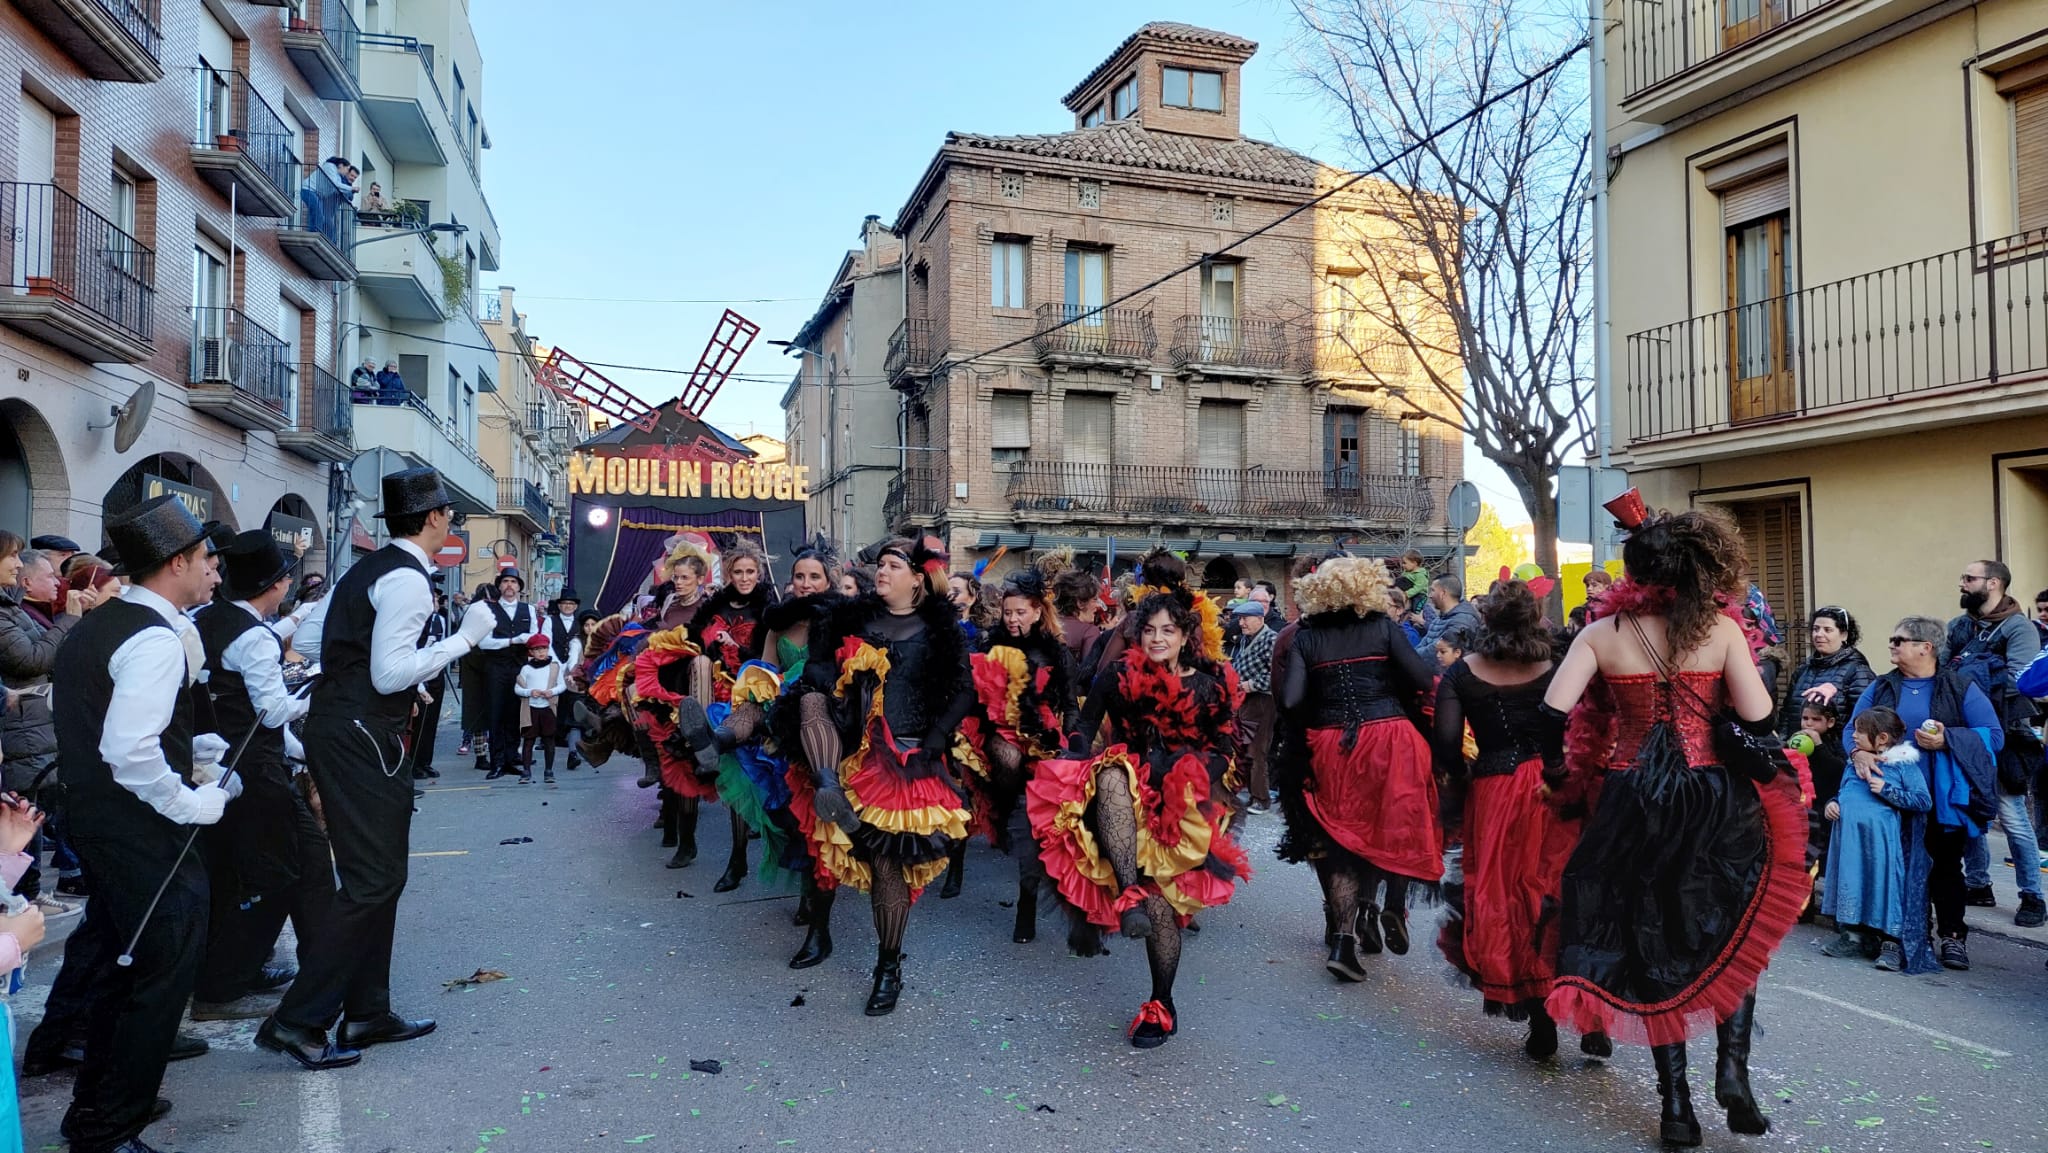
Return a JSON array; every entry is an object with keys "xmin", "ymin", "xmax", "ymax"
[{"xmin": 593, "ymin": 506, "xmax": 767, "ymax": 617}]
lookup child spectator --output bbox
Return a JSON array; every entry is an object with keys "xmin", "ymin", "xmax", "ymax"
[
  {"xmin": 1821, "ymin": 706, "xmax": 1931, "ymax": 971},
  {"xmin": 1796, "ymin": 699, "xmax": 1847, "ymax": 918},
  {"xmin": 514, "ymin": 635, "xmax": 566, "ymax": 784}
]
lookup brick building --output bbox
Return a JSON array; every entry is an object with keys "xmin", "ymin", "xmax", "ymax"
[
  {"xmin": 877, "ymin": 23, "xmax": 1462, "ymax": 593},
  {"xmin": 1, "ymin": 0, "xmax": 361, "ymax": 564}
]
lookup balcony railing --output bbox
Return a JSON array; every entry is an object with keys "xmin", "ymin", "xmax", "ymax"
[
  {"xmin": 1306, "ymin": 332, "xmax": 1423, "ymax": 379},
  {"xmin": 499, "ymin": 476, "xmax": 550, "ymax": 528},
  {"xmin": 1032, "ymin": 303, "xmax": 1156, "ymax": 365},
  {"xmin": 884, "ymin": 462, "xmax": 950, "ymax": 528},
  {"xmin": 188, "ymin": 306, "xmax": 290, "ymax": 413},
  {"xmin": 11, "ymin": 0, "xmax": 162, "ymax": 81},
  {"xmin": 277, "ymin": 362, "xmax": 354, "ymax": 462},
  {"xmin": 278, "ymin": 181, "xmax": 355, "ymax": 281},
  {"xmin": 885, "ymin": 317, "xmax": 944, "ymax": 381},
  {"xmin": 0, "ymin": 181, "xmax": 156, "ymax": 348},
  {"xmin": 1626, "ymin": 226, "xmax": 2048, "ymax": 445},
  {"xmin": 1169, "ymin": 315, "xmax": 1296, "ymax": 375},
  {"xmin": 282, "ymin": 0, "xmax": 361, "ymax": 100},
  {"xmin": 1621, "ymin": 0, "xmax": 1843, "ymax": 99},
  {"xmin": 191, "ymin": 65, "xmax": 297, "ymax": 212},
  {"xmin": 1004, "ymin": 461, "xmax": 1436, "ymax": 524}
]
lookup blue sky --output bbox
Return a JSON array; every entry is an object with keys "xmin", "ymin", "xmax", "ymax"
[{"xmin": 471, "ymin": 0, "xmax": 1530, "ymax": 520}]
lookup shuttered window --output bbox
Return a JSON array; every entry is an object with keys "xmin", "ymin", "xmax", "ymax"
[
  {"xmin": 1062, "ymin": 393, "xmax": 1113, "ymax": 464},
  {"xmin": 1324, "ymin": 408, "xmax": 1363, "ymax": 482},
  {"xmin": 1720, "ymin": 170, "xmax": 1791, "ymax": 228},
  {"xmin": 992, "ymin": 391, "xmax": 1030, "ymax": 466},
  {"xmin": 1727, "ymin": 495, "xmax": 1807, "ymax": 685},
  {"xmin": 2015, "ymin": 83, "xmax": 2048, "ymax": 232},
  {"xmin": 1197, "ymin": 401, "xmax": 1246, "ymax": 509}
]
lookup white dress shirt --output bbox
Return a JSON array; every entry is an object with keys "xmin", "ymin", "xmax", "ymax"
[
  {"xmin": 223, "ymin": 601, "xmax": 311, "ymax": 731},
  {"xmin": 101, "ymin": 585, "xmax": 221, "ymax": 825},
  {"xmin": 554, "ymin": 612, "xmax": 583, "ymax": 672},
  {"xmin": 472, "ymin": 596, "xmax": 539, "ymax": 651},
  {"xmin": 367, "ymin": 540, "xmax": 474, "ymax": 695},
  {"xmin": 293, "ymin": 594, "xmax": 331, "ymax": 663}
]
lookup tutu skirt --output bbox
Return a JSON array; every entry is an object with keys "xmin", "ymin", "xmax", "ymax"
[
  {"xmin": 788, "ymin": 720, "xmax": 968, "ymax": 898},
  {"xmin": 1437, "ymin": 757, "xmax": 1580, "ymax": 1015},
  {"xmin": 1544, "ymin": 735, "xmax": 1810, "ymax": 1047},
  {"xmin": 1304, "ymin": 720, "xmax": 1444, "ymax": 884}
]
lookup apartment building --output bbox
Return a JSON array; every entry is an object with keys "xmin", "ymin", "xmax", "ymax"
[
  {"xmin": 340, "ymin": 0, "xmax": 502, "ymax": 526},
  {"xmin": 881, "ymin": 23, "xmax": 1461, "ymax": 592},
  {"xmin": 476, "ymin": 284, "xmax": 586, "ymax": 600},
  {"xmin": 0, "ymin": 0, "xmax": 363, "ymax": 566},
  {"xmin": 783, "ymin": 215, "xmax": 904, "ymax": 550},
  {"xmin": 1606, "ymin": 0, "xmax": 2048, "ymax": 662}
]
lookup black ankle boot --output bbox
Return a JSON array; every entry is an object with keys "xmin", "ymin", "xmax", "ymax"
[
  {"xmin": 713, "ymin": 812, "xmax": 748, "ymax": 892},
  {"xmin": 668, "ymin": 806, "xmax": 698, "ymax": 869},
  {"xmin": 1356, "ymin": 903, "xmax": 1384, "ymax": 954},
  {"xmin": 1715, "ymin": 995, "xmax": 1768, "ymax": 1135},
  {"xmin": 1380, "ymin": 906, "xmax": 1410, "ymax": 956},
  {"xmin": 1326, "ymin": 933, "xmax": 1367, "ymax": 982},
  {"xmin": 1652, "ymin": 1042, "xmax": 1703, "ymax": 1147},
  {"xmin": 864, "ymin": 952, "xmax": 903, "ymax": 1016},
  {"xmin": 1524, "ymin": 1007, "xmax": 1559, "ymax": 1060},
  {"xmin": 794, "ymin": 886, "xmax": 813, "ymax": 928},
  {"xmin": 790, "ymin": 889, "xmax": 834, "ymax": 969},
  {"xmin": 659, "ymin": 795, "xmax": 679, "ymax": 848},
  {"xmin": 940, "ymin": 843, "xmax": 966, "ymax": 899},
  {"xmin": 1322, "ymin": 901, "xmax": 1337, "ymax": 948},
  {"xmin": 1012, "ymin": 885, "xmax": 1037, "ymax": 944}
]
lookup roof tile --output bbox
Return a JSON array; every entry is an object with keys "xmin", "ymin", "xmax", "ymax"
[{"xmin": 948, "ymin": 121, "xmax": 1322, "ymax": 189}]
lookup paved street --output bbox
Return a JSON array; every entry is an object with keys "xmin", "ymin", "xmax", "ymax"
[{"xmin": 13, "ymin": 728, "xmax": 2048, "ymax": 1153}]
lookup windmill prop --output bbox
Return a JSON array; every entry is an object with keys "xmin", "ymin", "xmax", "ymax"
[
  {"xmin": 675, "ymin": 309, "xmax": 760, "ymax": 420},
  {"xmin": 535, "ymin": 346, "xmax": 660, "ymax": 433}
]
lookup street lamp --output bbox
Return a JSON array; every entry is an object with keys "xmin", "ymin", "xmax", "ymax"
[{"xmin": 349, "ymin": 220, "xmax": 468, "ymax": 251}]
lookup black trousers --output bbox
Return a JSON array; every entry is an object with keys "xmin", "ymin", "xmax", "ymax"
[
  {"xmin": 194, "ymin": 791, "xmax": 336, "ymax": 1003},
  {"xmin": 485, "ymin": 656, "xmax": 523, "ymax": 770},
  {"xmin": 65, "ymin": 830, "xmax": 208, "ymax": 1152},
  {"xmin": 276, "ymin": 713, "xmax": 412, "ymax": 1031},
  {"xmin": 408, "ymin": 677, "xmax": 447, "ymax": 773},
  {"xmin": 25, "ymin": 884, "xmax": 116, "ymax": 1060},
  {"xmin": 1928, "ymin": 824, "xmax": 1970, "ymax": 940}
]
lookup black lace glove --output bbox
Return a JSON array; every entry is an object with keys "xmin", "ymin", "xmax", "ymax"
[
  {"xmin": 1715, "ymin": 710, "xmax": 1785, "ymax": 785},
  {"xmin": 1536, "ymin": 701, "xmax": 1571, "ymax": 787}
]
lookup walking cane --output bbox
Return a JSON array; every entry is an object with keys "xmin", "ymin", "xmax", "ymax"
[{"xmin": 116, "ymin": 677, "xmax": 317, "ymax": 968}]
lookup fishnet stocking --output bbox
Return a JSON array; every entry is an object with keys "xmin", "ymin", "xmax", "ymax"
[
  {"xmin": 724, "ymin": 700, "xmax": 765, "ymax": 744},
  {"xmin": 689, "ymin": 655, "xmax": 714, "ymax": 706},
  {"xmin": 798, "ymin": 694, "xmax": 843, "ymax": 787},
  {"xmin": 1091, "ymin": 767, "xmax": 1141, "ymax": 889},
  {"xmin": 1327, "ymin": 864, "xmax": 1363, "ymax": 939},
  {"xmin": 1144, "ymin": 895, "xmax": 1181, "ymax": 1005},
  {"xmin": 870, "ymin": 854, "xmax": 911, "ymax": 957}
]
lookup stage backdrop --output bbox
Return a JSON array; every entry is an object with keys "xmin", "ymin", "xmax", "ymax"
[{"xmin": 566, "ymin": 409, "xmax": 808, "ymax": 617}]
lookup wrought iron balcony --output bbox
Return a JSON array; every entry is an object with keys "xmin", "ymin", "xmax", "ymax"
[
  {"xmin": 884, "ymin": 462, "xmax": 950, "ymax": 529},
  {"xmin": 1004, "ymin": 461, "xmax": 1434, "ymax": 526},
  {"xmin": 1304, "ymin": 332, "xmax": 1423, "ymax": 381},
  {"xmin": 498, "ymin": 476, "xmax": 551, "ymax": 532},
  {"xmin": 884, "ymin": 317, "xmax": 943, "ymax": 384},
  {"xmin": 0, "ymin": 182, "xmax": 155, "ymax": 363},
  {"xmin": 282, "ymin": 0, "xmax": 362, "ymax": 102},
  {"xmin": 1626, "ymin": 226, "xmax": 2048, "ymax": 448},
  {"xmin": 11, "ymin": 0, "xmax": 162, "ymax": 82},
  {"xmin": 278, "ymin": 187, "xmax": 355, "ymax": 282},
  {"xmin": 187, "ymin": 307, "xmax": 291, "ymax": 432},
  {"xmin": 277, "ymin": 363, "xmax": 355, "ymax": 463},
  {"xmin": 188, "ymin": 66, "xmax": 298, "ymax": 218},
  {"xmin": 1031, "ymin": 303, "xmax": 1156, "ymax": 369},
  {"xmin": 1621, "ymin": 0, "xmax": 1848, "ymax": 101},
  {"xmin": 1169, "ymin": 315, "xmax": 1297, "ymax": 377}
]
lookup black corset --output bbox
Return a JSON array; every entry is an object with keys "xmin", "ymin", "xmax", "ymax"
[{"xmin": 1304, "ymin": 658, "xmax": 1409, "ymax": 728}]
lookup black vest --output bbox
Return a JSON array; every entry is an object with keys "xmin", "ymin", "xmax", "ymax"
[
  {"xmin": 54, "ymin": 597, "xmax": 199, "ymax": 844},
  {"xmin": 313, "ymin": 544, "xmax": 428, "ymax": 731},
  {"xmin": 548, "ymin": 612, "xmax": 575, "ymax": 662},
  {"xmin": 195, "ymin": 601, "xmax": 288, "ymax": 775},
  {"xmin": 487, "ymin": 600, "xmax": 532, "ymax": 666}
]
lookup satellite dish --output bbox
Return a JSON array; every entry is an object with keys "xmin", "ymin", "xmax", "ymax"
[{"xmin": 87, "ymin": 380, "xmax": 155, "ymax": 453}]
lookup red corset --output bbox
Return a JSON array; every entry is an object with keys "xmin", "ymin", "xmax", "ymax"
[{"xmin": 1600, "ymin": 672, "xmax": 1725, "ymax": 770}]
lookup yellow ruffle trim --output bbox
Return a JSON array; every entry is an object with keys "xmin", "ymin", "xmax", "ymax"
[
  {"xmin": 644, "ymin": 627, "xmax": 702, "ymax": 658},
  {"xmin": 731, "ymin": 664, "xmax": 782, "ymax": 707},
  {"xmin": 806, "ymin": 774, "xmax": 969, "ymax": 894},
  {"xmin": 1044, "ymin": 750, "xmax": 1216, "ymax": 916},
  {"xmin": 1135, "ymin": 583, "xmax": 1226, "ymax": 663}
]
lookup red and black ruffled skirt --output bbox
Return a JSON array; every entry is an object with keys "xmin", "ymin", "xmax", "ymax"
[
  {"xmin": 1301, "ymin": 719, "xmax": 1443, "ymax": 884},
  {"xmin": 1436, "ymin": 756, "xmax": 1581, "ymax": 1015},
  {"xmin": 785, "ymin": 715, "xmax": 968, "ymax": 898}
]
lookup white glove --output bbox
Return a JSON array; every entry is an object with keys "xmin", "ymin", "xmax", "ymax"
[
  {"xmin": 190, "ymin": 734, "xmax": 231, "ymax": 785},
  {"xmin": 456, "ymin": 608, "xmax": 495, "ymax": 648},
  {"xmin": 186, "ymin": 783, "xmax": 229, "ymax": 826}
]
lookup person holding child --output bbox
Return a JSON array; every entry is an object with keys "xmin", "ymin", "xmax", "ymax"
[{"xmin": 1820, "ymin": 706, "xmax": 1932, "ymax": 971}]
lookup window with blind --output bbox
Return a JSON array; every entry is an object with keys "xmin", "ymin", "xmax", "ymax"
[
  {"xmin": 1063, "ymin": 392, "xmax": 1114, "ymax": 503},
  {"xmin": 991, "ymin": 239, "xmax": 1028, "ymax": 309},
  {"xmin": 1709, "ymin": 146, "xmax": 1796, "ymax": 424},
  {"xmin": 2004, "ymin": 73, "xmax": 2048, "ymax": 233},
  {"xmin": 992, "ymin": 391, "xmax": 1030, "ymax": 467},
  {"xmin": 1725, "ymin": 495, "xmax": 1807, "ymax": 687},
  {"xmin": 1197, "ymin": 401, "xmax": 1246, "ymax": 509}
]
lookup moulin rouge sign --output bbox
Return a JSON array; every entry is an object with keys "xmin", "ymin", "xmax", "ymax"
[{"xmin": 567, "ymin": 443, "xmax": 810, "ymax": 504}]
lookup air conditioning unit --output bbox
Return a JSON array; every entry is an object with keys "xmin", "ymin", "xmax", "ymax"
[{"xmin": 198, "ymin": 337, "xmax": 243, "ymax": 383}]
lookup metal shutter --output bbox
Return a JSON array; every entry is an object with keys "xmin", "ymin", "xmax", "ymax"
[
  {"xmin": 1728, "ymin": 495, "xmax": 1807, "ymax": 683},
  {"xmin": 1721, "ymin": 169, "xmax": 1791, "ymax": 228},
  {"xmin": 1063, "ymin": 393, "xmax": 1113, "ymax": 464},
  {"xmin": 992, "ymin": 392, "xmax": 1031, "ymax": 449},
  {"xmin": 2017, "ymin": 85, "xmax": 2048, "ymax": 232},
  {"xmin": 1197, "ymin": 401, "xmax": 1245, "ymax": 468}
]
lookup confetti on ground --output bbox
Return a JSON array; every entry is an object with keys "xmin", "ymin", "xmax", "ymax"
[
  {"xmin": 1855, "ymin": 1118, "xmax": 1886, "ymax": 1128},
  {"xmin": 624, "ymin": 1136, "xmax": 656, "ymax": 1145},
  {"xmin": 444, "ymin": 969, "xmax": 510, "ymax": 989},
  {"xmin": 1265, "ymin": 1093, "xmax": 1288, "ymax": 1107},
  {"xmin": 498, "ymin": 836, "xmax": 533, "ymax": 845}
]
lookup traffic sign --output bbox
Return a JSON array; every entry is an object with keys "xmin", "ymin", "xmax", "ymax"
[
  {"xmin": 433, "ymin": 530, "xmax": 468, "ymax": 568},
  {"xmin": 1447, "ymin": 480, "xmax": 1482, "ymax": 540}
]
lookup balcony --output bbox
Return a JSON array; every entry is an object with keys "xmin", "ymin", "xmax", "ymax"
[
  {"xmin": 277, "ymin": 190, "xmax": 356, "ymax": 282},
  {"xmin": 0, "ymin": 183, "xmax": 154, "ymax": 364},
  {"xmin": 497, "ymin": 476, "xmax": 551, "ymax": 533},
  {"xmin": 884, "ymin": 317, "xmax": 943, "ymax": 385},
  {"xmin": 1004, "ymin": 461, "xmax": 1435, "ymax": 529},
  {"xmin": 1625, "ymin": 227, "xmax": 2048, "ymax": 465},
  {"xmin": 1619, "ymin": 0, "xmax": 1945, "ymax": 123},
  {"xmin": 1169, "ymin": 315, "xmax": 1299, "ymax": 379},
  {"xmin": 281, "ymin": 0, "xmax": 361, "ymax": 102},
  {"xmin": 1031, "ymin": 303, "xmax": 1157, "ymax": 372},
  {"xmin": 349, "ymin": 394, "xmax": 496, "ymax": 515},
  {"xmin": 351, "ymin": 219, "xmax": 444, "ymax": 318},
  {"xmin": 277, "ymin": 363, "xmax": 355, "ymax": 463},
  {"xmin": 11, "ymin": 0, "xmax": 162, "ymax": 82},
  {"xmin": 188, "ymin": 66, "xmax": 297, "ymax": 218},
  {"xmin": 186, "ymin": 307, "xmax": 291, "ymax": 432},
  {"xmin": 883, "ymin": 461, "xmax": 950, "ymax": 529},
  {"xmin": 1305, "ymin": 332, "xmax": 1424, "ymax": 383},
  {"xmin": 358, "ymin": 34, "xmax": 448, "ymax": 165}
]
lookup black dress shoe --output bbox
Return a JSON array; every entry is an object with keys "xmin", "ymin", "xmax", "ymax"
[
  {"xmin": 256, "ymin": 1016, "xmax": 362, "ymax": 1070},
  {"xmin": 169, "ymin": 1031, "xmax": 209, "ymax": 1062},
  {"xmin": 340, "ymin": 1012, "xmax": 437, "ymax": 1047},
  {"xmin": 252, "ymin": 962, "xmax": 299, "ymax": 992},
  {"xmin": 484, "ymin": 768, "xmax": 509, "ymax": 781},
  {"xmin": 20, "ymin": 1043, "xmax": 83, "ymax": 1077},
  {"xmin": 60, "ymin": 1097, "xmax": 172, "ymax": 1143}
]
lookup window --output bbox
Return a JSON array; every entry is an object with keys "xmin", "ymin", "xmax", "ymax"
[
  {"xmin": 448, "ymin": 366, "xmax": 461, "ymax": 422},
  {"xmin": 467, "ymin": 106, "xmax": 480, "ymax": 161},
  {"xmin": 192, "ymin": 243, "xmax": 226, "ymax": 335},
  {"xmin": 991, "ymin": 239, "xmax": 1028, "ymax": 309},
  {"xmin": 1198, "ymin": 261, "xmax": 1238, "ymax": 354},
  {"xmin": 1162, "ymin": 67, "xmax": 1223, "ymax": 111},
  {"xmin": 1398, "ymin": 421, "xmax": 1422, "ymax": 476},
  {"xmin": 463, "ymin": 382, "xmax": 477, "ymax": 443},
  {"xmin": 110, "ymin": 170, "xmax": 144, "ymax": 277},
  {"xmin": 1063, "ymin": 247, "xmax": 1109, "ymax": 327},
  {"xmin": 1113, "ymin": 76, "xmax": 1139, "ymax": 119},
  {"xmin": 1063, "ymin": 392, "xmax": 1114, "ymax": 501},
  {"xmin": 1324, "ymin": 409, "xmax": 1364, "ymax": 487},
  {"xmin": 1724, "ymin": 494, "xmax": 1806, "ymax": 684},
  {"xmin": 992, "ymin": 391, "xmax": 1030, "ymax": 466},
  {"xmin": 196, "ymin": 60, "xmax": 230, "ymax": 141},
  {"xmin": 1720, "ymin": 164, "xmax": 1793, "ymax": 423},
  {"xmin": 1081, "ymin": 104, "xmax": 1105, "ymax": 128},
  {"xmin": 2009, "ymin": 78, "xmax": 2048, "ymax": 231},
  {"xmin": 1196, "ymin": 400, "xmax": 1246, "ymax": 508}
]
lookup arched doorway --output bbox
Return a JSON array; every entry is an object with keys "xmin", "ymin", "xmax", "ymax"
[
  {"xmin": 0, "ymin": 397, "xmax": 71, "ymax": 536},
  {"xmin": 1200, "ymin": 556, "xmax": 1241, "ymax": 592},
  {"xmin": 267, "ymin": 493, "xmax": 324, "ymax": 576},
  {"xmin": 102, "ymin": 454, "xmax": 233, "ymax": 548}
]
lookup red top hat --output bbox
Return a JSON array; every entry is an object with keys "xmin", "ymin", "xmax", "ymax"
[{"xmin": 1602, "ymin": 487, "xmax": 1649, "ymax": 529}]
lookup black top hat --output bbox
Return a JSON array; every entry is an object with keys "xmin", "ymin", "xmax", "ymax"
[
  {"xmin": 29, "ymin": 535, "xmax": 80, "ymax": 553},
  {"xmin": 375, "ymin": 467, "xmax": 454, "ymax": 519},
  {"xmin": 552, "ymin": 586, "xmax": 582, "ymax": 607},
  {"xmin": 108, "ymin": 495, "xmax": 213, "ymax": 577},
  {"xmin": 201, "ymin": 520, "xmax": 236, "ymax": 553},
  {"xmin": 495, "ymin": 568, "xmax": 525, "ymax": 590},
  {"xmin": 220, "ymin": 529, "xmax": 298, "ymax": 601}
]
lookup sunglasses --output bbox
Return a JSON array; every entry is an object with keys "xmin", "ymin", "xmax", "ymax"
[{"xmin": 1887, "ymin": 636, "xmax": 1927, "ymax": 646}]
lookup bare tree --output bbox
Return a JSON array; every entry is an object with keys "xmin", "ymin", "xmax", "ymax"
[{"xmin": 1293, "ymin": 0, "xmax": 1592, "ymax": 582}]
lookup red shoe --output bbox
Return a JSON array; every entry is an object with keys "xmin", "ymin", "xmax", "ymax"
[{"xmin": 1127, "ymin": 999, "xmax": 1177, "ymax": 1049}]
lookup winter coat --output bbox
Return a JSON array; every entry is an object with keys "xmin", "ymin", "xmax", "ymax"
[
  {"xmin": 0, "ymin": 586, "xmax": 77, "ymax": 790},
  {"xmin": 1414, "ymin": 599, "xmax": 1479, "ymax": 659},
  {"xmin": 1776, "ymin": 645, "xmax": 1876, "ymax": 736}
]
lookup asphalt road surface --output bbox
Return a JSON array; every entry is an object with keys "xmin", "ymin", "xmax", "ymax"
[{"xmin": 13, "ymin": 731, "xmax": 2047, "ymax": 1153}]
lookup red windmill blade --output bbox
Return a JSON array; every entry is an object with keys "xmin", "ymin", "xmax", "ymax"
[
  {"xmin": 534, "ymin": 346, "xmax": 659, "ymax": 433},
  {"xmin": 674, "ymin": 309, "xmax": 759, "ymax": 420}
]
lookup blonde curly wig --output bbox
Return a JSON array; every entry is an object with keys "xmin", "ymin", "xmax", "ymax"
[
  {"xmin": 660, "ymin": 537, "xmax": 714, "ymax": 582},
  {"xmin": 1294, "ymin": 556, "xmax": 1399, "ymax": 618}
]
